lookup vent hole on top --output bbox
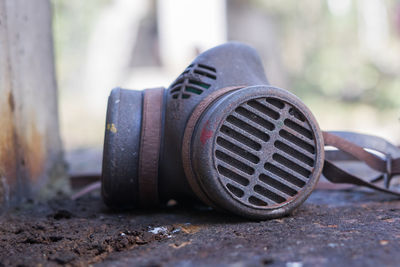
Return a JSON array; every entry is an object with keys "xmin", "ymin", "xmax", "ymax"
[
  {"xmin": 259, "ymin": 173, "xmax": 298, "ymax": 196},
  {"xmin": 264, "ymin": 163, "xmax": 306, "ymax": 188},
  {"xmin": 226, "ymin": 115, "xmax": 270, "ymax": 142},
  {"xmin": 185, "ymin": 86, "xmax": 202, "ymax": 95},
  {"xmin": 254, "ymin": 185, "xmax": 286, "ymax": 203},
  {"xmin": 279, "ymin": 130, "xmax": 315, "ymax": 154},
  {"xmin": 215, "ymin": 150, "xmax": 255, "ymax": 175},
  {"xmin": 274, "ymin": 141, "xmax": 314, "ymax": 167},
  {"xmin": 194, "ymin": 69, "xmax": 217, "ymax": 80},
  {"xmin": 170, "ymin": 87, "xmax": 181, "ymax": 94},
  {"xmin": 182, "ymin": 94, "xmax": 190, "ymax": 99},
  {"xmin": 220, "ymin": 125, "xmax": 262, "ymax": 151},
  {"xmin": 226, "ymin": 183, "xmax": 244, "ymax": 198},
  {"xmin": 247, "ymin": 100, "xmax": 280, "ymax": 120},
  {"xmin": 198, "ymin": 64, "xmax": 216, "ymax": 72},
  {"xmin": 217, "ymin": 137, "xmax": 260, "ymax": 164},
  {"xmin": 284, "ymin": 119, "xmax": 313, "ymax": 140},
  {"xmin": 273, "ymin": 154, "xmax": 312, "ymax": 178},
  {"xmin": 248, "ymin": 196, "xmax": 268, "ymax": 206},
  {"xmin": 289, "ymin": 108, "xmax": 306, "ymax": 122},
  {"xmin": 266, "ymin": 98, "xmax": 285, "ymax": 109},
  {"xmin": 189, "ymin": 79, "xmax": 210, "ymax": 89},
  {"xmin": 170, "ymin": 64, "xmax": 215, "ymax": 99},
  {"xmin": 170, "ymin": 78, "xmax": 184, "ymax": 89},
  {"xmin": 218, "ymin": 165, "xmax": 250, "ymax": 186}
]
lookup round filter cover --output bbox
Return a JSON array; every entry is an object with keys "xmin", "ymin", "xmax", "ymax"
[{"xmin": 190, "ymin": 85, "xmax": 324, "ymax": 219}]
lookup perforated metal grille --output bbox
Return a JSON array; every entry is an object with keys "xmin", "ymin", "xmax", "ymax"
[
  {"xmin": 170, "ymin": 64, "xmax": 217, "ymax": 99},
  {"xmin": 214, "ymin": 97, "xmax": 318, "ymax": 208}
]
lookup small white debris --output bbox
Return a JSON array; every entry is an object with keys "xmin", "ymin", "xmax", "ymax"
[
  {"xmin": 328, "ymin": 243, "xmax": 337, "ymax": 248},
  {"xmin": 148, "ymin": 226, "xmax": 168, "ymax": 235},
  {"xmin": 172, "ymin": 228, "xmax": 181, "ymax": 234},
  {"xmin": 286, "ymin": 262, "xmax": 303, "ymax": 267},
  {"xmin": 120, "ymin": 232, "xmax": 126, "ymax": 236}
]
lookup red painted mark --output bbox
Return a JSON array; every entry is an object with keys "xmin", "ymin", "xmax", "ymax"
[{"xmin": 200, "ymin": 121, "xmax": 213, "ymax": 145}]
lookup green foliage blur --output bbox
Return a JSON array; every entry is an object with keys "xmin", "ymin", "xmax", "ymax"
[
  {"xmin": 253, "ymin": 0, "xmax": 400, "ymax": 109},
  {"xmin": 52, "ymin": 0, "xmax": 400, "ymax": 148},
  {"xmin": 52, "ymin": 0, "xmax": 110, "ymax": 92}
]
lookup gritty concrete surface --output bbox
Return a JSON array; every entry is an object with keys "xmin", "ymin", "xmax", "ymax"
[
  {"xmin": 0, "ymin": 188, "xmax": 400, "ymax": 267},
  {"xmin": 1, "ymin": 149, "xmax": 399, "ymax": 266}
]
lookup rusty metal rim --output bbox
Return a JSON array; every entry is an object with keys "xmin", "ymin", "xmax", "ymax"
[
  {"xmin": 213, "ymin": 92, "xmax": 319, "ymax": 210},
  {"xmin": 190, "ymin": 85, "xmax": 325, "ymax": 219},
  {"xmin": 182, "ymin": 86, "xmax": 245, "ymax": 208}
]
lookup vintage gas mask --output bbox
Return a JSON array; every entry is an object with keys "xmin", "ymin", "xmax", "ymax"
[{"xmin": 102, "ymin": 42, "xmax": 400, "ymax": 219}]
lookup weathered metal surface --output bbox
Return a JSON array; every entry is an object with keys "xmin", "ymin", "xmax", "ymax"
[
  {"xmin": 0, "ymin": 0, "xmax": 65, "ymax": 208},
  {"xmin": 102, "ymin": 43, "xmax": 270, "ymax": 211},
  {"xmin": 187, "ymin": 85, "xmax": 324, "ymax": 219},
  {"xmin": 102, "ymin": 88, "xmax": 143, "ymax": 207},
  {"xmin": 182, "ymin": 85, "xmax": 245, "ymax": 208},
  {"xmin": 101, "ymin": 42, "xmax": 400, "ymax": 219},
  {"xmin": 161, "ymin": 42, "xmax": 269, "ymax": 203},
  {"xmin": 102, "ymin": 43, "xmax": 325, "ymax": 219}
]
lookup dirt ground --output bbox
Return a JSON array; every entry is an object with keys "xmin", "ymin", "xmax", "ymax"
[
  {"xmin": 1, "ymin": 187, "xmax": 400, "ymax": 267},
  {"xmin": 1, "ymin": 150, "xmax": 400, "ymax": 266}
]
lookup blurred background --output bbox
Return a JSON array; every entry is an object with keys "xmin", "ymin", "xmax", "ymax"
[{"xmin": 52, "ymin": 0, "xmax": 400, "ymax": 154}]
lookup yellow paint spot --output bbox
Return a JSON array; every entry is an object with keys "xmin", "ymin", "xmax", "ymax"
[{"xmin": 107, "ymin": 123, "xmax": 117, "ymax": 133}]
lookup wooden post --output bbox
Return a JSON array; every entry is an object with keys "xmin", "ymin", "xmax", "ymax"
[{"xmin": 0, "ymin": 0, "xmax": 66, "ymax": 208}]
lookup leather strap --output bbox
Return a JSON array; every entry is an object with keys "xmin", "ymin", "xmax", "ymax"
[
  {"xmin": 322, "ymin": 131, "xmax": 400, "ymax": 196},
  {"xmin": 138, "ymin": 88, "xmax": 164, "ymax": 206}
]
